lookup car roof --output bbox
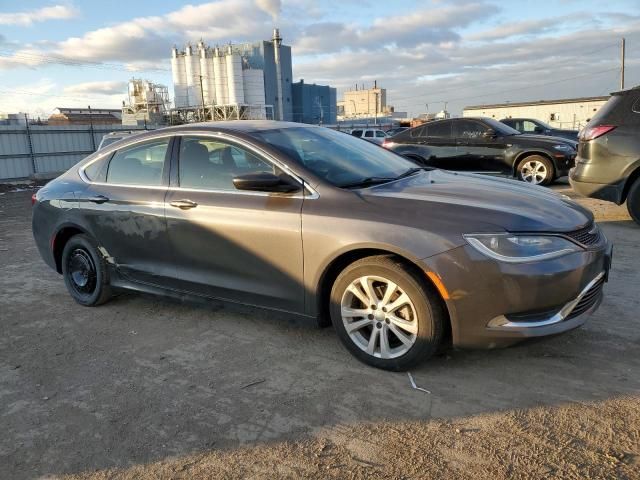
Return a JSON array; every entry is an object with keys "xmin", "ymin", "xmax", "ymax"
[{"xmin": 158, "ymin": 120, "xmax": 310, "ymax": 134}]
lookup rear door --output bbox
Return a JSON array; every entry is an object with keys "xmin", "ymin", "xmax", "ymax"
[
  {"xmin": 163, "ymin": 134, "xmax": 305, "ymax": 313},
  {"xmin": 421, "ymin": 121, "xmax": 458, "ymax": 168},
  {"xmin": 77, "ymin": 136, "xmax": 174, "ymax": 285}
]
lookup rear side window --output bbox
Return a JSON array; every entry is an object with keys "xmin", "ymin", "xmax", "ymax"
[
  {"xmin": 106, "ymin": 138, "xmax": 169, "ymax": 186},
  {"xmin": 351, "ymin": 130, "xmax": 363, "ymax": 137},
  {"xmin": 83, "ymin": 156, "xmax": 108, "ymax": 182},
  {"xmin": 428, "ymin": 121, "xmax": 452, "ymax": 138},
  {"xmin": 632, "ymin": 96, "xmax": 640, "ymax": 113}
]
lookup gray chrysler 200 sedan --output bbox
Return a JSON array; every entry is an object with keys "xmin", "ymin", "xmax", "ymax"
[{"xmin": 32, "ymin": 121, "xmax": 613, "ymax": 370}]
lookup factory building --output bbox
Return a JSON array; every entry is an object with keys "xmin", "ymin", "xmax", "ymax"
[
  {"xmin": 121, "ymin": 79, "xmax": 170, "ymax": 126},
  {"xmin": 463, "ymin": 96, "xmax": 609, "ymax": 130},
  {"xmin": 338, "ymin": 83, "xmax": 388, "ymax": 119},
  {"xmin": 291, "ymin": 80, "xmax": 337, "ymax": 125},
  {"xmin": 170, "ymin": 29, "xmax": 293, "ymax": 122}
]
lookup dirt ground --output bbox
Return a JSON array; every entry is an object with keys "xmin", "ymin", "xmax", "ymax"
[{"xmin": 1, "ymin": 183, "xmax": 639, "ymax": 479}]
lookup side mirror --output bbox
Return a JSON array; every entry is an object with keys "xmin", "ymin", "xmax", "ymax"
[
  {"xmin": 482, "ymin": 129, "xmax": 496, "ymax": 139},
  {"xmin": 232, "ymin": 172, "xmax": 301, "ymax": 193}
]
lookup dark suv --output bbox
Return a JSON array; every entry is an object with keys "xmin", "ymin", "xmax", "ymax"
[
  {"xmin": 500, "ymin": 118, "xmax": 579, "ymax": 141},
  {"xmin": 383, "ymin": 117, "xmax": 577, "ymax": 185},
  {"xmin": 569, "ymin": 86, "xmax": 640, "ymax": 224}
]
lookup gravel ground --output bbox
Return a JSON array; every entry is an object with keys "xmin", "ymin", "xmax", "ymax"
[{"xmin": 0, "ymin": 184, "xmax": 639, "ymax": 479}]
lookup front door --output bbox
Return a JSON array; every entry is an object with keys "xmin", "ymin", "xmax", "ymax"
[
  {"xmin": 164, "ymin": 135, "xmax": 305, "ymax": 313},
  {"xmin": 454, "ymin": 120, "xmax": 509, "ymax": 174},
  {"xmin": 77, "ymin": 136, "xmax": 175, "ymax": 285}
]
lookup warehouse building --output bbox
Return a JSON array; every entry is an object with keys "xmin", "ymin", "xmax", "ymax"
[
  {"xmin": 48, "ymin": 107, "xmax": 121, "ymax": 126},
  {"xmin": 463, "ymin": 96, "xmax": 609, "ymax": 130},
  {"xmin": 338, "ymin": 83, "xmax": 388, "ymax": 119},
  {"xmin": 291, "ymin": 80, "xmax": 337, "ymax": 125},
  {"xmin": 170, "ymin": 29, "xmax": 293, "ymax": 121}
]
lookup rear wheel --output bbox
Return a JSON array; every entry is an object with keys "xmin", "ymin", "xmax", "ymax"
[
  {"xmin": 330, "ymin": 255, "xmax": 444, "ymax": 371},
  {"xmin": 626, "ymin": 178, "xmax": 640, "ymax": 225},
  {"xmin": 517, "ymin": 155, "xmax": 554, "ymax": 186},
  {"xmin": 61, "ymin": 234, "xmax": 112, "ymax": 306}
]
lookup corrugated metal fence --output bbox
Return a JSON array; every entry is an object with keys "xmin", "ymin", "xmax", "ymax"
[{"xmin": 0, "ymin": 124, "xmax": 151, "ymax": 180}]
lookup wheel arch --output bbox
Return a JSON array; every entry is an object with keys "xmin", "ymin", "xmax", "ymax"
[
  {"xmin": 621, "ymin": 163, "xmax": 640, "ymax": 203},
  {"xmin": 315, "ymin": 247, "xmax": 452, "ymax": 345},
  {"xmin": 52, "ymin": 223, "xmax": 90, "ymax": 273},
  {"xmin": 512, "ymin": 150, "xmax": 556, "ymax": 177}
]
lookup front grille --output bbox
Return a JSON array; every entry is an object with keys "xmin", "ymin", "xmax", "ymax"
[
  {"xmin": 567, "ymin": 276, "xmax": 605, "ymax": 319},
  {"xmin": 565, "ymin": 223, "xmax": 601, "ymax": 247}
]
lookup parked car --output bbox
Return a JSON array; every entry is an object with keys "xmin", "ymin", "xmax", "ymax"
[
  {"xmin": 32, "ymin": 121, "xmax": 611, "ymax": 370},
  {"xmin": 386, "ymin": 127, "xmax": 409, "ymax": 137},
  {"xmin": 350, "ymin": 128, "xmax": 388, "ymax": 145},
  {"xmin": 570, "ymin": 86, "xmax": 640, "ymax": 225},
  {"xmin": 500, "ymin": 118, "xmax": 579, "ymax": 141},
  {"xmin": 383, "ymin": 117, "xmax": 577, "ymax": 185},
  {"xmin": 97, "ymin": 131, "xmax": 140, "ymax": 150}
]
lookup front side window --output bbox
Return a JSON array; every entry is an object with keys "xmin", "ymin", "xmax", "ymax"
[
  {"xmin": 178, "ymin": 136, "xmax": 275, "ymax": 190},
  {"xmin": 106, "ymin": 138, "xmax": 169, "ymax": 186},
  {"xmin": 523, "ymin": 121, "xmax": 538, "ymax": 133},
  {"xmin": 376, "ymin": 131, "xmax": 386, "ymax": 138},
  {"xmin": 454, "ymin": 120, "xmax": 488, "ymax": 139},
  {"xmin": 249, "ymin": 126, "xmax": 415, "ymax": 187}
]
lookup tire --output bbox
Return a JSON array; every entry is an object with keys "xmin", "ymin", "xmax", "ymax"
[
  {"xmin": 517, "ymin": 155, "xmax": 555, "ymax": 186},
  {"xmin": 330, "ymin": 255, "xmax": 445, "ymax": 371},
  {"xmin": 61, "ymin": 234, "xmax": 112, "ymax": 306},
  {"xmin": 626, "ymin": 178, "xmax": 640, "ymax": 225}
]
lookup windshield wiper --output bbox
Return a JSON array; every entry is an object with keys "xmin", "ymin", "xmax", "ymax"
[
  {"xmin": 338, "ymin": 177, "xmax": 396, "ymax": 189},
  {"xmin": 394, "ymin": 167, "xmax": 424, "ymax": 180}
]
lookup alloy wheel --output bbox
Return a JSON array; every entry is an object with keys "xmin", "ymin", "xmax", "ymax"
[
  {"xmin": 341, "ymin": 275, "xmax": 418, "ymax": 359},
  {"xmin": 520, "ymin": 160, "xmax": 548, "ymax": 185}
]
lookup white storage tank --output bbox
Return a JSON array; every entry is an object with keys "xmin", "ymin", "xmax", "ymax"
[
  {"xmin": 226, "ymin": 46, "xmax": 244, "ymax": 105},
  {"xmin": 243, "ymin": 69, "xmax": 265, "ymax": 105},
  {"xmin": 213, "ymin": 47, "xmax": 228, "ymax": 105},
  {"xmin": 199, "ymin": 44, "xmax": 216, "ymax": 105},
  {"xmin": 171, "ymin": 47, "xmax": 188, "ymax": 108},
  {"xmin": 184, "ymin": 44, "xmax": 202, "ymax": 107}
]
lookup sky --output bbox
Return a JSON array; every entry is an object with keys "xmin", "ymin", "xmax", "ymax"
[{"xmin": 0, "ymin": 0, "xmax": 638, "ymax": 118}]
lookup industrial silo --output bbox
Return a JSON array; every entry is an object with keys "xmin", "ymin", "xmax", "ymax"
[
  {"xmin": 213, "ymin": 47, "xmax": 228, "ymax": 105},
  {"xmin": 226, "ymin": 46, "xmax": 245, "ymax": 105},
  {"xmin": 199, "ymin": 43, "xmax": 216, "ymax": 105},
  {"xmin": 171, "ymin": 47, "xmax": 188, "ymax": 108},
  {"xmin": 243, "ymin": 69, "xmax": 265, "ymax": 105},
  {"xmin": 184, "ymin": 44, "xmax": 202, "ymax": 107}
]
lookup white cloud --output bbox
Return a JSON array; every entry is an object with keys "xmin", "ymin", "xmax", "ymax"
[
  {"xmin": 63, "ymin": 81, "xmax": 128, "ymax": 96},
  {"xmin": 0, "ymin": 4, "xmax": 78, "ymax": 26}
]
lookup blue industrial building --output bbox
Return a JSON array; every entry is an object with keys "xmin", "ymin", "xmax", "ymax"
[{"xmin": 291, "ymin": 80, "xmax": 337, "ymax": 125}]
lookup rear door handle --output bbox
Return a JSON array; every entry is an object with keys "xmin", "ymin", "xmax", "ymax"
[
  {"xmin": 88, "ymin": 195, "xmax": 109, "ymax": 204},
  {"xmin": 170, "ymin": 199, "xmax": 198, "ymax": 209}
]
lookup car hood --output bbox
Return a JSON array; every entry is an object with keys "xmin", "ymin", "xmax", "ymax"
[{"xmin": 360, "ymin": 170, "xmax": 593, "ymax": 233}]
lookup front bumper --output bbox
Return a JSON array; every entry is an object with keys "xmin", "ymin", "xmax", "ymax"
[{"xmin": 422, "ymin": 240, "xmax": 612, "ymax": 349}]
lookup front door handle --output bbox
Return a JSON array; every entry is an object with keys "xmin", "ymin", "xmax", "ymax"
[
  {"xmin": 88, "ymin": 195, "xmax": 109, "ymax": 204},
  {"xmin": 170, "ymin": 199, "xmax": 198, "ymax": 210}
]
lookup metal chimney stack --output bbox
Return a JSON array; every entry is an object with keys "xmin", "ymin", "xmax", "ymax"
[{"xmin": 273, "ymin": 28, "xmax": 284, "ymax": 121}]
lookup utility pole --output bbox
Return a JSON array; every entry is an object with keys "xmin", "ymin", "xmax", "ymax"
[{"xmin": 621, "ymin": 37, "xmax": 626, "ymax": 90}]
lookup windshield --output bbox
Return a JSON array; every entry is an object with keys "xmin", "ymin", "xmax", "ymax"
[
  {"xmin": 248, "ymin": 127, "xmax": 415, "ymax": 187},
  {"xmin": 482, "ymin": 118, "xmax": 521, "ymax": 136}
]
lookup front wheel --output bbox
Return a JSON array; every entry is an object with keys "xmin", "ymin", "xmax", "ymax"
[
  {"xmin": 61, "ymin": 234, "xmax": 112, "ymax": 306},
  {"xmin": 626, "ymin": 178, "xmax": 640, "ymax": 225},
  {"xmin": 330, "ymin": 256, "xmax": 445, "ymax": 371},
  {"xmin": 517, "ymin": 155, "xmax": 555, "ymax": 186}
]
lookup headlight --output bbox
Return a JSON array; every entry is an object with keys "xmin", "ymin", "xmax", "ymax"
[
  {"xmin": 553, "ymin": 144, "xmax": 573, "ymax": 152},
  {"xmin": 463, "ymin": 233, "xmax": 581, "ymax": 263}
]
